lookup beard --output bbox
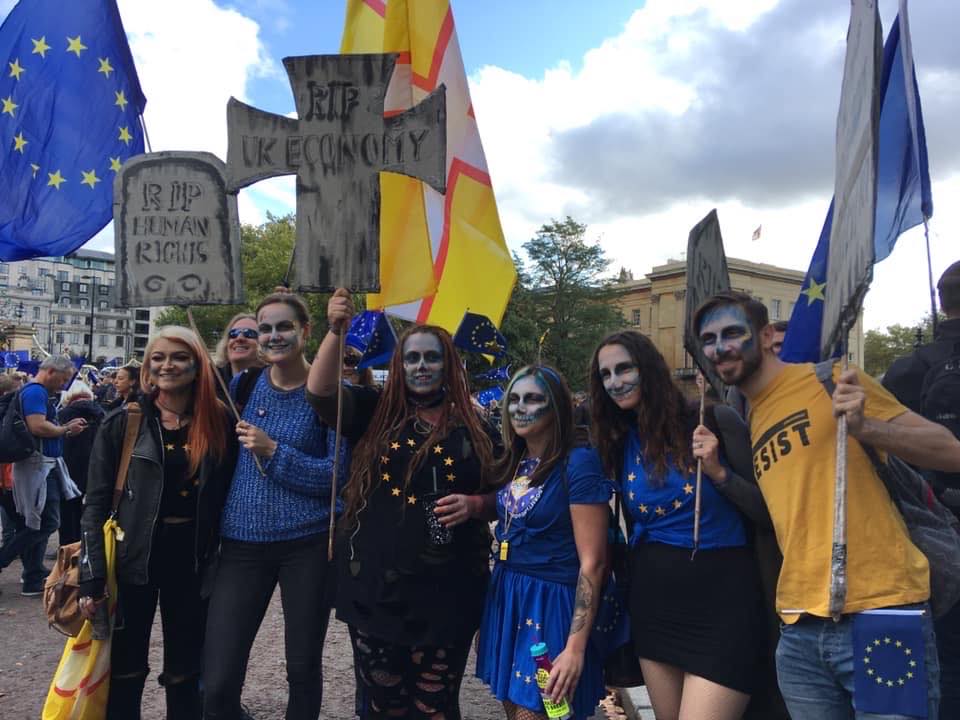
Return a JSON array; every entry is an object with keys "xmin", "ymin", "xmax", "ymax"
[{"xmin": 714, "ymin": 348, "xmax": 762, "ymax": 386}]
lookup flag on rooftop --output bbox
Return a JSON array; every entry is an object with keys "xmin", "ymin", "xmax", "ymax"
[
  {"xmin": 752, "ymin": 225, "xmax": 762, "ymax": 242},
  {"xmin": 340, "ymin": 0, "xmax": 517, "ymax": 333},
  {"xmin": 0, "ymin": 0, "xmax": 146, "ymax": 261}
]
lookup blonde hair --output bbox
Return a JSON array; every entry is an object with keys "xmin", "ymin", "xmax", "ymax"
[
  {"xmin": 142, "ymin": 326, "xmax": 228, "ymax": 475},
  {"xmin": 213, "ymin": 313, "xmax": 264, "ymax": 369}
]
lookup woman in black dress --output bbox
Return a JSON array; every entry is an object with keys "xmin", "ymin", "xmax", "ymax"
[{"xmin": 307, "ymin": 289, "xmax": 495, "ymax": 719}]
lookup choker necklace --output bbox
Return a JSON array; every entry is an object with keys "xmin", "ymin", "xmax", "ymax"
[
  {"xmin": 407, "ymin": 387, "xmax": 445, "ymax": 409},
  {"xmin": 155, "ymin": 397, "xmax": 190, "ymax": 429}
]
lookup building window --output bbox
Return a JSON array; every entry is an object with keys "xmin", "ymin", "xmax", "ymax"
[
  {"xmin": 99, "ymin": 285, "xmax": 110, "ymax": 295},
  {"xmin": 71, "ymin": 315, "xmax": 80, "ymax": 325},
  {"xmin": 98, "ymin": 300, "xmax": 108, "ymax": 310},
  {"xmin": 788, "ymin": 301, "xmax": 795, "ymax": 317},
  {"xmin": 135, "ymin": 322, "xmax": 149, "ymax": 335},
  {"xmin": 56, "ymin": 332, "xmax": 64, "ymax": 344},
  {"xmin": 32, "ymin": 306, "xmax": 40, "ymax": 320},
  {"xmin": 79, "ymin": 298, "xmax": 88, "ymax": 309},
  {"xmin": 115, "ymin": 319, "xmax": 124, "ymax": 330},
  {"xmin": 115, "ymin": 336, "xmax": 124, "ymax": 348},
  {"xmin": 771, "ymin": 299, "xmax": 781, "ymax": 320},
  {"xmin": 135, "ymin": 309, "xmax": 149, "ymax": 321},
  {"xmin": 631, "ymin": 309, "xmax": 641, "ymax": 326},
  {"xmin": 134, "ymin": 336, "xmax": 147, "ymax": 349},
  {"xmin": 0, "ymin": 262, "xmax": 8, "ymax": 275},
  {"xmin": 60, "ymin": 297, "xmax": 70, "ymax": 307},
  {"xmin": 57, "ymin": 271, "xmax": 68, "ymax": 281},
  {"xmin": 57, "ymin": 314, "xmax": 65, "ymax": 324},
  {"xmin": 60, "ymin": 281, "xmax": 70, "ymax": 291},
  {"xmin": 78, "ymin": 283, "xmax": 88, "ymax": 293},
  {"xmin": 31, "ymin": 287, "xmax": 42, "ymax": 296}
]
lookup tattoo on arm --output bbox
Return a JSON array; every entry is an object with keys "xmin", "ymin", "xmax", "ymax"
[{"xmin": 569, "ymin": 573, "xmax": 594, "ymax": 636}]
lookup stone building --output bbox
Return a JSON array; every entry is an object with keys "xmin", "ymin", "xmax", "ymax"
[
  {"xmin": 612, "ymin": 257, "xmax": 864, "ymax": 385},
  {"xmin": 0, "ymin": 249, "xmax": 155, "ymax": 363}
]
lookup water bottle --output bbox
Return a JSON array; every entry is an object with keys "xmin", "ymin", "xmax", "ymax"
[{"xmin": 530, "ymin": 641, "xmax": 572, "ymax": 719}]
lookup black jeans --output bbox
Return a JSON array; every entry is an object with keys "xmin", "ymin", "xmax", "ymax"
[
  {"xmin": 937, "ymin": 600, "xmax": 960, "ymax": 719},
  {"xmin": 349, "ymin": 626, "xmax": 471, "ymax": 719},
  {"xmin": 203, "ymin": 533, "xmax": 334, "ymax": 720},
  {"xmin": 108, "ymin": 520, "xmax": 206, "ymax": 720}
]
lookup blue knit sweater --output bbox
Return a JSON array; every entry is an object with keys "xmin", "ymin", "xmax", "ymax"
[{"xmin": 221, "ymin": 371, "xmax": 347, "ymax": 543}]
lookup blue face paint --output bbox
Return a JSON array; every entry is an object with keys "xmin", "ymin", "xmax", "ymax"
[
  {"xmin": 697, "ymin": 305, "xmax": 761, "ymax": 385},
  {"xmin": 507, "ymin": 375, "xmax": 551, "ymax": 429}
]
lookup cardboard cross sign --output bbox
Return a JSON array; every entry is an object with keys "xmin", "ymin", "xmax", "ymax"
[{"xmin": 226, "ymin": 54, "xmax": 447, "ymax": 292}]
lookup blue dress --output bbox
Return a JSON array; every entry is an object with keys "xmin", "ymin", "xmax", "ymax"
[{"xmin": 476, "ymin": 447, "xmax": 618, "ymax": 718}]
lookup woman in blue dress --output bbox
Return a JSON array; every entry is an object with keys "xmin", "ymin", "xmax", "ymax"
[
  {"xmin": 438, "ymin": 365, "xmax": 614, "ymax": 719},
  {"xmin": 589, "ymin": 331, "xmax": 763, "ymax": 720}
]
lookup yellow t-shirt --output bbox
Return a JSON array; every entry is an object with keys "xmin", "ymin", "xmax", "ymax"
[{"xmin": 749, "ymin": 362, "xmax": 929, "ymax": 622}]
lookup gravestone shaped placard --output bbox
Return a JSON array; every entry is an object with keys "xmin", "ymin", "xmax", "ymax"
[
  {"xmin": 684, "ymin": 209, "xmax": 731, "ymax": 396},
  {"xmin": 114, "ymin": 152, "xmax": 243, "ymax": 308},
  {"xmin": 226, "ymin": 53, "xmax": 447, "ymax": 293}
]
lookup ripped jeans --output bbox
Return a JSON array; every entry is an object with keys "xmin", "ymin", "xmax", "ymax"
[{"xmin": 349, "ymin": 626, "xmax": 471, "ymax": 719}]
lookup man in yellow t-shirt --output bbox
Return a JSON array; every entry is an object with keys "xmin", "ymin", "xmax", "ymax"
[{"xmin": 694, "ymin": 291, "xmax": 960, "ymax": 720}]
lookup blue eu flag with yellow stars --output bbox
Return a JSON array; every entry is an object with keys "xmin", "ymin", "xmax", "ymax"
[
  {"xmin": 346, "ymin": 310, "xmax": 397, "ymax": 370},
  {"xmin": 453, "ymin": 311, "xmax": 507, "ymax": 359},
  {"xmin": 852, "ymin": 611, "xmax": 928, "ymax": 718},
  {"xmin": 0, "ymin": 0, "xmax": 146, "ymax": 261}
]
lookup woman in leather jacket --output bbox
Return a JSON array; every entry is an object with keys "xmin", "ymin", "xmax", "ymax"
[{"xmin": 78, "ymin": 326, "xmax": 237, "ymax": 719}]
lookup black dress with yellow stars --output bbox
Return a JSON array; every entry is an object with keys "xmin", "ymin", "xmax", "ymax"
[
  {"xmin": 331, "ymin": 386, "xmax": 493, "ymax": 649},
  {"xmin": 158, "ymin": 424, "xmax": 200, "ymax": 519}
]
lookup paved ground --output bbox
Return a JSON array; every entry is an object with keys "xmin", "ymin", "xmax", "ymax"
[{"xmin": 0, "ymin": 541, "xmax": 624, "ymax": 719}]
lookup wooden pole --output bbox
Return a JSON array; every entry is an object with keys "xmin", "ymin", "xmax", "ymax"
[
  {"xmin": 692, "ymin": 383, "xmax": 706, "ymax": 558},
  {"xmin": 828, "ymin": 333, "xmax": 850, "ymax": 619},
  {"xmin": 327, "ymin": 331, "xmax": 346, "ymax": 561},
  {"xmin": 186, "ymin": 307, "xmax": 265, "ymax": 476}
]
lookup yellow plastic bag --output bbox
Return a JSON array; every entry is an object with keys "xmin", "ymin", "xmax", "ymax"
[{"xmin": 42, "ymin": 518, "xmax": 120, "ymax": 720}]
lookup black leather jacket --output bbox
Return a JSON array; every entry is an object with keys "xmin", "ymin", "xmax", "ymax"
[{"xmin": 79, "ymin": 398, "xmax": 237, "ymax": 598}]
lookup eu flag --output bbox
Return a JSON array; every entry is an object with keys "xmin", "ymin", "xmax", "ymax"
[
  {"xmin": 474, "ymin": 364, "xmax": 511, "ymax": 383},
  {"xmin": 453, "ymin": 311, "xmax": 507, "ymax": 359},
  {"xmin": 780, "ymin": 9, "xmax": 931, "ymax": 362},
  {"xmin": 476, "ymin": 386, "xmax": 503, "ymax": 407},
  {"xmin": 852, "ymin": 611, "xmax": 928, "ymax": 717},
  {"xmin": 345, "ymin": 310, "xmax": 397, "ymax": 370},
  {"xmin": 0, "ymin": 0, "xmax": 146, "ymax": 261}
]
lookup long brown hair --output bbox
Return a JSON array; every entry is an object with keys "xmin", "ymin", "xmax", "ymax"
[
  {"xmin": 141, "ymin": 326, "xmax": 229, "ymax": 476},
  {"xmin": 495, "ymin": 364, "xmax": 573, "ymax": 489},
  {"xmin": 343, "ymin": 325, "xmax": 494, "ymax": 526},
  {"xmin": 588, "ymin": 331, "xmax": 693, "ymax": 484}
]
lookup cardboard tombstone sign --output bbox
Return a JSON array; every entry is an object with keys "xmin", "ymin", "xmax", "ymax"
[
  {"xmin": 226, "ymin": 53, "xmax": 447, "ymax": 293},
  {"xmin": 684, "ymin": 209, "xmax": 731, "ymax": 396},
  {"xmin": 114, "ymin": 152, "xmax": 243, "ymax": 308},
  {"xmin": 822, "ymin": 0, "xmax": 882, "ymax": 360}
]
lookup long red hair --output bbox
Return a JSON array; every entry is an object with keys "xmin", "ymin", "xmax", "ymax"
[
  {"xmin": 344, "ymin": 325, "xmax": 494, "ymax": 526},
  {"xmin": 141, "ymin": 326, "xmax": 228, "ymax": 476}
]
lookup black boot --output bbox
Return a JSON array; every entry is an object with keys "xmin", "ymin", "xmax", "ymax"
[
  {"xmin": 162, "ymin": 674, "xmax": 201, "ymax": 720},
  {"xmin": 106, "ymin": 672, "xmax": 147, "ymax": 720}
]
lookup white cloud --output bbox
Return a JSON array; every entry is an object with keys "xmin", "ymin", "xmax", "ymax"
[{"xmin": 470, "ymin": 0, "xmax": 960, "ymax": 330}]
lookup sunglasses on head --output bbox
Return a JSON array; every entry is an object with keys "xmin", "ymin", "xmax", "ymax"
[
  {"xmin": 228, "ymin": 328, "xmax": 259, "ymax": 340},
  {"xmin": 343, "ymin": 354, "xmax": 362, "ymax": 368}
]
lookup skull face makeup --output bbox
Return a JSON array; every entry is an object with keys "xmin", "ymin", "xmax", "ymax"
[
  {"xmin": 597, "ymin": 343, "xmax": 641, "ymax": 410},
  {"xmin": 697, "ymin": 304, "xmax": 761, "ymax": 386},
  {"xmin": 402, "ymin": 332, "xmax": 445, "ymax": 395},
  {"xmin": 507, "ymin": 375, "xmax": 553, "ymax": 437}
]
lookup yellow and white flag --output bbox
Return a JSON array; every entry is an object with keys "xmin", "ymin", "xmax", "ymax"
[{"xmin": 341, "ymin": 0, "xmax": 517, "ymax": 332}]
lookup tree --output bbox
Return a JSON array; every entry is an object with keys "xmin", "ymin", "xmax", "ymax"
[
  {"xmin": 155, "ymin": 214, "xmax": 334, "ymax": 355},
  {"xmin": 863, "ymin": 313, "xmax": 939, "ymax": 377},
  {"xmin": 510, "ymin": 217, "xmax": 623, "ymax": 389}
]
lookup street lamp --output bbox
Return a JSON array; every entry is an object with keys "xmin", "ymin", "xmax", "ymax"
[{"xmin": 81, "ymin": 275, "xmax": 97, "ymax": 363}]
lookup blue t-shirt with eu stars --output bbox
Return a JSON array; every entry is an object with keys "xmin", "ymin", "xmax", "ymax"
[{"xmin": 620, "ymin": 428, "xmax": 745, "ymax": 550}]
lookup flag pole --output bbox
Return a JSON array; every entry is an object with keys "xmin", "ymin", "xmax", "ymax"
[
  {"xmin": 692, "ymin": 384, "xmax": 705, "ymax": 559},
  {"xmin": 186, "ymin": 306, "xmax": 266, "ymax": 476},
  {"xmin": 139, "ymin": 115, "xmax": 153, "ymax": 154},
  {"xmin": 328, "ymin": 331, "xmax": 346, "ymax": 561},
  {"xmin": 923, "ymin": 218, "xmax": 938, "ymax": 337},
  {"xmin": 828, "ymin": 332, "xmax": 849, "ymax": 619}
]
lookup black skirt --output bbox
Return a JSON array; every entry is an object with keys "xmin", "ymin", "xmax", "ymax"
[{"xmin": 628, "ymin": 542, "xmax": 764, "ymax": 695}]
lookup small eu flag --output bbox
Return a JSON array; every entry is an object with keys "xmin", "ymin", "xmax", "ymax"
[
  {"xmin": 852, "ymin": 611, "xmax": 928, "ymax": 718},
  {"xmin": 0, "ymin": 0, "xmax": 146, "ymax": 261},
  {"xmin": 453, "ymin": 311, "xmax": 507, "ymax": 359},
  {"xmin": 476, "ymin": 386, "xmax": 503, "ymax": 407},
  {"xmin": 346, "ymin": 310, "xmax": 397, "ymax": 370},
  {"xmin": 474, "ymin": 364, "xmax": 511, "ymax": 383}
]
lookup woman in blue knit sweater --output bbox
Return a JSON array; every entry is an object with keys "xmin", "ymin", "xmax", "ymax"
[{"xmin": 203, "ymin": 293, "xmax": 347, "ymax": 720}]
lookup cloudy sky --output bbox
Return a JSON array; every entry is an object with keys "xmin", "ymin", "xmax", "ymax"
[{"xmin": 2, "ymin": 0, "xmax": 957, "ymax": 332}]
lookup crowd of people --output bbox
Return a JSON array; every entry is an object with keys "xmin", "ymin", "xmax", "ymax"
[{"xmin": 1, "ymin": 265, "xmax": 959, "ymax": 720}]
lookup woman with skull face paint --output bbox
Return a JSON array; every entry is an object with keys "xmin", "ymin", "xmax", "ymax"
[
  {"xmin": 588, "ymin": 331, "xmax": 764, "ymax": 720},
  {"xmin": 78, "ymin": 326, "xmax": 237, "ymax": 719},
  {"xmin": 450, "ymin": 365, "xmax": 616, "ymax": 720},
  {"xmin": 203, "ymin": 293, "xmax": 348, "ymax": 720},
  {"xmin": 307, "ymin": 289, "xmax": 497, "ymax": 720}
]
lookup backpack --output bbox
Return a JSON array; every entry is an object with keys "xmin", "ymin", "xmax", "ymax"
[
  {"xmin": 917, "ymin": 340, "xmax": 960, "ymax": 508},
  {"xmin": 815, "ymin": 360, "xmax": 960, "ymax": 618},
  {"xmin": 0, "ymin": 389, "xmax": 38, "ymax": 463}
]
